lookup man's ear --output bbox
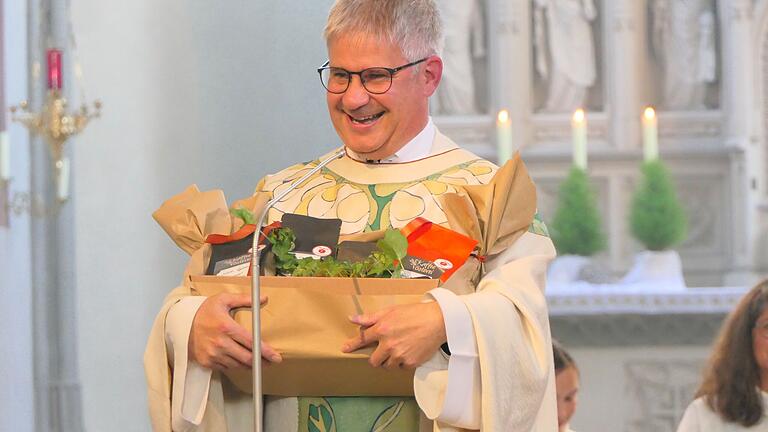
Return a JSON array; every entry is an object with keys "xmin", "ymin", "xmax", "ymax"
[{"xmin": 422, "ymin": 56, "xmax": 443, "ymax": 97}]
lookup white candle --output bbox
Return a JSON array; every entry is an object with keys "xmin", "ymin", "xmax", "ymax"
[
  {"xmin": 642, "ymin": 106, "xmax": 659, "ymax": 162},
  {"xmin": 571, "ymin": 108, "xmax": 587, "ymax": 170},
  {"xmin": 56, "ymin": 158, "xmax": 70, "ymax": 201},
  {"xmin": 496, "ymin": 109, "xmax": 512, "ymax": 164},
  {"xmin": 0, "ymin": 132, "xmax": 9, "ymax": 180}
]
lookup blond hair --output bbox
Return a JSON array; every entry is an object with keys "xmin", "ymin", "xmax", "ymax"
[{"xmin": 324, "ymin": 0, "xmax": 443, "ymax": 61}]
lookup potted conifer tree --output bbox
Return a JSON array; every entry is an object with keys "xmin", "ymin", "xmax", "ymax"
[
  {"xmin": 547, "ymin": 167, "xmax": 606, "ymax": 288},
  {"xmin": 623, "ymin": 160, "xmax": 688, "ymax": 288}
]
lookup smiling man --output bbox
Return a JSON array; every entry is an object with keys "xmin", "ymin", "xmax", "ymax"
[{"xmin": 145, "ymin": 1, "xmax": 558, "ymax": 431}]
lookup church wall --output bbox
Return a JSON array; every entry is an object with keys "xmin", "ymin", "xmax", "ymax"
[
  {"xmin": 71, "ymin": 0, "xmax": 333, "ymax": 430},
  {"xmin": 0, "ymin": 1, "xmax": 34, "ymax": 431}
]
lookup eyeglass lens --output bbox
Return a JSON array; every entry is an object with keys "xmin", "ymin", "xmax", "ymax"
[{"xmin": 321, "ymin": 67, "xmax": 393, "ymax": 94}]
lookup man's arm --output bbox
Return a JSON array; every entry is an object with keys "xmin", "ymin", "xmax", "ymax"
[
  {"xmin": 160, "ymin": 293, "xmax": 281, "ymax": 430},
  {"xmin": 342, "ymin": 230, "xmax": 556, "ymax": 430}
]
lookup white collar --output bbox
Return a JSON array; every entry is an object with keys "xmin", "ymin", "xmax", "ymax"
[{"xmin": 346, "ymin": 117, "xmax": 436, "ymax": 164}]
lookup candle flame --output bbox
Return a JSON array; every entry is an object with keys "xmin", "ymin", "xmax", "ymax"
[
  {"xmin": 643, "ymin": 106, "xmax": 656, "ymax": 120},
  {"xmin": 572, "ymin": 108, "xmax": 585, "ymax": 124},
  {"xmin": 497, "ymin": 109, "xmax": 510, "ymax": 124}
]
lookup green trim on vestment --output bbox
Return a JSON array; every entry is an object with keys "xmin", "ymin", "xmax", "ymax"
[
  {"xmin": 298, "ymin": 397, "xmax": 420, "ymax": 432},
  {"xmin": 529, "ymin": 212, "xmax": 550, "ymax": 237}
]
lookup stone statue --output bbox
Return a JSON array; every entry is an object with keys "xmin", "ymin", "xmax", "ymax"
[
  {"xmin": 651, "ymin": 0, "xmax": 717, "ymax": 110},
  {"xmin": 533, "ymin": 0, "xmax": 598, "ymax": 113},
  {"xmin": 432, "ymin": 0, "xmax": 485, "ymax": 115}
]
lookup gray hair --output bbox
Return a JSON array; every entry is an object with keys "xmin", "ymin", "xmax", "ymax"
[{"xmin": 324, "ymin": 0, "xmax": 443, "ymax": 62}]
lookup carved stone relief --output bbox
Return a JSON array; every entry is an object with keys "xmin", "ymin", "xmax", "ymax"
[
  {"xmin": 624, "ymin": 360, "xmax": 704, "ymax": 432},
  {"xmin": 432, "ymin": 0, "xmax": 489, "ymax": 115},
  {"xmin": 532, "ymin": 0, "xmax": 603, "ymax": 113},
  {"xmin": 674, "ymin": 175, "xmax": 725, "ymax": 254},
  {"xmin": 648, "ymin": 0, "xmax": 720, "ymax": 110}
]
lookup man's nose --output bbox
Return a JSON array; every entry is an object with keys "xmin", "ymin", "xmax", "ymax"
[{"xmin": 342, "ymin": 75, "xmax": 370, "ymax": 110}]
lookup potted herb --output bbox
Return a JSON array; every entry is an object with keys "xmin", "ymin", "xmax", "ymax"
[
  {"xmin": 548, "ymin": 167, "xmax": 606, "ymax": 288},
  {"xmin": 623, "ymin": 160, "xmax": 688, "ymax": 288}
]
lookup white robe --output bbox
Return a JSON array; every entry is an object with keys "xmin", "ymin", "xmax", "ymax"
[{"xmin": 144, "ymin": 128, "xmax": 558, "ymax": 431}]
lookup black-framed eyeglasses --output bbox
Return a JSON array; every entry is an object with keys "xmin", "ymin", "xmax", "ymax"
[{"xmin": 317, "ymin": 57, "xmax": 428, "ymax": 94}]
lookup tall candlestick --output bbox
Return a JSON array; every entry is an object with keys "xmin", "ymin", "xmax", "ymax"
[
  {"xmin": 642, "ymin": 106, "xmax": 659, "ymax": 162},
  {"xmin": 47, "ymin": 49, "xmax": 62, "ymax": 90},
  {"xmin": 571, "ymin": 108, "xmax": 587, "ymax": 170},
  {"xmin": 496, "ymin": 109, "xmax": 512, "ymax": 164}
]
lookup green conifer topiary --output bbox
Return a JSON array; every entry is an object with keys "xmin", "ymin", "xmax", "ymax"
[
  {"xmin": 550, "ymin": 167, "xmax": 606, "ymax": 256},
  {"xmin": 630, "ymin": 160, "xmax": 687, "ymax": 251}
]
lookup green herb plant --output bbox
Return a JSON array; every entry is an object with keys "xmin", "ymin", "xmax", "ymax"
[
  {"xmin": 266, "ymin": 226, "xmax": 409, "ymax": 278},
  {"xmin": 230, "ymin": 207, "xmax": 256, "ymax": 225}
]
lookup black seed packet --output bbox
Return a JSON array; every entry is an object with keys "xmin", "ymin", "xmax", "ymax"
[
  {"xmin": 281, "ymin": 213, "xmax": 342, "ymax": 259},
  {"xmin": 400, "ymin": 255, "xmax": 444, "ymax": 279},
  {"xmin": 205, "ymin": 231, "xmax": 271, "ymax": 276},
  {"xmin": 206, "ymin": 234, "xmax": 255, "ymax": 276}
]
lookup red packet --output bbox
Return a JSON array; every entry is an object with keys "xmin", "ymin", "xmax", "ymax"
[{"xmin": 400, "ymin": 217, "xmax": 478, "ymax": 282}]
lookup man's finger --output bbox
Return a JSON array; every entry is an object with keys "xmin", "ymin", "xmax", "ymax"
[
  {"xmin": 341, "ymin": 325, "xmax": 378, "ymax": 352},
  {"xmin": 222, "ymin": 293, "xmax": 253, "ymax": 309},
  {"xmin": 221, "ymin": 338, "xmax": 253, "ymax": 366},
  {"xmin": 261, "ymin": 341, "xmax": 282, "ymax": 363},
  {"xmin": 348, "ymin": 310, "xmax": 383, "ymax": 327},
  {"xmin": 369, "ymin": 345, "xmax": 389, "ymax": 368},
  {"xmin": 224, "ymin": 319, "xmax": 254, "ymax": 351},
  {"xmin": 214, "ymin": 355, "xmax": 241, "ymax": 371},
  {"xmin": 382, "ymin": 355, "xmax": 402, "ymax": 370}
]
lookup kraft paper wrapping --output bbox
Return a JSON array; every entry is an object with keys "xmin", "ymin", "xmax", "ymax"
[
  {"xmin": 152, "ymin": 185, "xmax": 233, "ymax": 256},
  {"xmin": 441, "ymin": 153, "xmax": 537, "ymax": 257},
  {"xmin": 189, "ymin": 275, "xmax": 439, "ymax": 396}
]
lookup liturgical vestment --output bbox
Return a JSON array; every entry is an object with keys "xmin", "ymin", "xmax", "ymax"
[{"xmin": 144, "ymin": 129, "xmax": 558, "ymax": 431}]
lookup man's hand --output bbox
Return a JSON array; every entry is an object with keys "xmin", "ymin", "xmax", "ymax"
[
  {"xmin": 341, "ymin": 301, "xmax": 446, "ymax": 370},
  {"xmin": 188, "ymin": 293, "xmax": 282, "ymax": 370}
]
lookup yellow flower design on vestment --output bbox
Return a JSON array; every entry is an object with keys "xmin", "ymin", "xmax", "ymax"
[{"xmin": 260, "ymin": 159, "xmax": 498, "ymax": 235}]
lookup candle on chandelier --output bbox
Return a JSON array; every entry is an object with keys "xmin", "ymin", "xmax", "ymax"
[
  {"xmin": 571, "ymin": 108, "xmax": 588, "ymax": 170},
  {"xmin": 496, "ymin": 109, "xmax": 512, "ymax": 164},
  {"xmin": 47, "ymin": 49, "xmax": 62, "ymax": 90},
  {"xmin": 0, "ymin": 132, "xmax": 9, "ymax": 181},
  {"xmin": 57, "ymin": 158, "xmax": 70, "ymax": 201},
  {"xmin": 642, "ymin": 106, "xmax": 659, "ymax": 162}
]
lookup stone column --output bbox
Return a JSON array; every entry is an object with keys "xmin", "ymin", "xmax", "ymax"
[
  {"xmin": 719, "ymin": 0, "xmax": 761, "ymax": 284},
  {"xmin": 488, "ymin": 0, "xmax": 532, "ymax": 156},
  {"xmin": 602, "ymin": 0, "xmax": 643, "ymax": 271},
  {"xmin": 30, "ymin": 0, "xmax": 84, "ymax": 430},
  {"xmin": 604, "ymin": 0, "xmax": 642, "ymax": 151}
]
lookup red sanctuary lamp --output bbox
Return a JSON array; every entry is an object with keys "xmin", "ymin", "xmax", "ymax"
[{"xmin": 47, "ymin": 48, "xmax": 63, "ymax": 92}]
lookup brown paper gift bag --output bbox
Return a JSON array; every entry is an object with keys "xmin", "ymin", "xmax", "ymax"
[{"xmin": 189, "ymin": 275, "xmax": 439, "ymax": 396}]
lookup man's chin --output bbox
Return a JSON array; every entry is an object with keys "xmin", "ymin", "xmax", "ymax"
[{"xmin": 346, "ymin": 143, "xmax": 381, "ymax": 155}]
